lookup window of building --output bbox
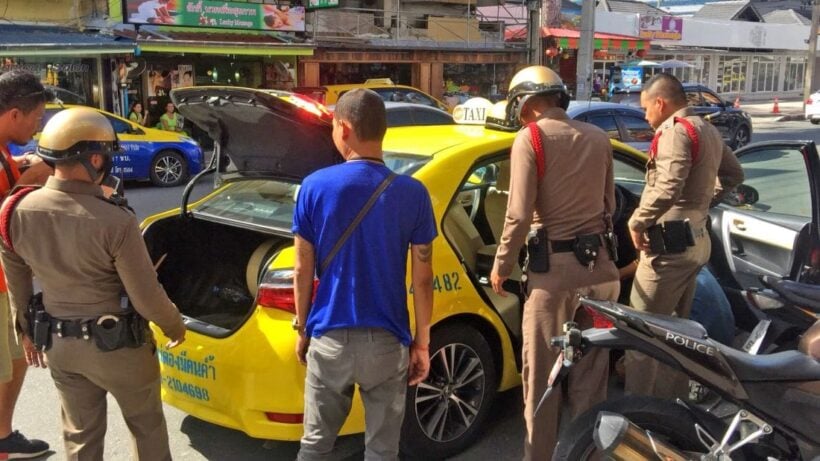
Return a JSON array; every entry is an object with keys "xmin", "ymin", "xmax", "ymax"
[
  {"xmin": 717, "ymin": 55, "xmax": 747, "ymax": 95},
  {"xmin": 784, "ymin": 57, "xmax": 805, "ymax": 92},
  {"xmin": 750, "ymin": 56, "xmax": 778, "ymax": 93}
]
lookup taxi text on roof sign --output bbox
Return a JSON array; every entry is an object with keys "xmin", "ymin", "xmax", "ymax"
[{"xmin": 453, "ymin": 98, "xmax": 495, "ymax": 125}]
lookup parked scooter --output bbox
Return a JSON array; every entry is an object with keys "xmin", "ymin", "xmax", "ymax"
[{"xmin": 547, "ymin": 298, "xmax": 820, "ymax": 460}]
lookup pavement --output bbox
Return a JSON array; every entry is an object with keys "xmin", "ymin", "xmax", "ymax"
[{"xmin": 738, "ymin": 98, "xmax": 806, "ymax": 122}]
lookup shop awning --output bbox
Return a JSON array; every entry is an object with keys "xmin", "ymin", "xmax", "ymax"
[
  {"xmin": 130, "ymin": 30, "xmax": 314, "ymax": 57},
  {"xmin": 0, "ymin": 25, "xmax": 135, "ymax": 56},
  {"xmin": 504, "ymin": 26, "xmax": 648, "ymax": 50}
]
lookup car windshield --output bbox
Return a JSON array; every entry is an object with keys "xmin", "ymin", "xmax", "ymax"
[{"xmin": 194, "ymin": 152, "xmax": 430, "ymax": 230}]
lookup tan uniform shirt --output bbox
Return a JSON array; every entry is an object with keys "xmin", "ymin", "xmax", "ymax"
[
  {"xmin": 0, "ymin": 177, "xmax": 184, "ymax": 340},
  {"xmin": 494, "ymin": 108, "xmax": 619, "ymax": 291},
  {"xmin": 629, "ymin": 107, "xmax": 744, "ymax": 232}
]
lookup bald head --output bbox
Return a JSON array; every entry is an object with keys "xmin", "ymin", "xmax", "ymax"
[{"xmin": 643, "ymin": 73, "xmax": 687, "ymax": 107}]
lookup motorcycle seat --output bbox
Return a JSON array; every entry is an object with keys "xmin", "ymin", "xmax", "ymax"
[
  {"xmin": 721, "ymin": 347, "xmax": 820, "ymax": 382},
  {"xmin": 627, "ymin": 309, "xmax": 709, "ymax": 340},
  {"xmin": 769, "ymin": 278, "xmax": 820, "ymax": 313}
]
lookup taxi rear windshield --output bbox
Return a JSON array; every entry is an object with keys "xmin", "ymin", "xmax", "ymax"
[{"xmin": 194, "ymin": 152, "xmax": 430, "ymax": 230}]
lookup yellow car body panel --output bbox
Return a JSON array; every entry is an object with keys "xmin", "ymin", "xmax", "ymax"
[{"xmin": 144, "ymin": 122, "xmax": 647, "ymax": 443}]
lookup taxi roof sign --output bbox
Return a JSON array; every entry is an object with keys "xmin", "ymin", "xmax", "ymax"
[{"xmin": 453, "ymin": 97, "xmax": 494, "ymax": 125}]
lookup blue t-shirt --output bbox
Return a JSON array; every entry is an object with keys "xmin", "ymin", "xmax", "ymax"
[{"xmin": 292, "ymin": 160, "xmax": 437, "ymax": 345}]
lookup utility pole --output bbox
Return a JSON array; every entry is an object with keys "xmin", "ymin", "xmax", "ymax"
[
  {"xmin": 576, "ymin": 0, "xmax": 596, "ymax": 100},
  {"xmin": 804, "ymin": 0, "xmax": 819, "ymax": 110},
  {"xmin": 527, "ymin": 0, "xmax": 542, "ymax": 65}
]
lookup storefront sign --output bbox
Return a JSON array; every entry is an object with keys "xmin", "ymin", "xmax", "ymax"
[
  {"xmin": 307, "ymin": 0, "xmax": 339, "ymax": 10},
  {"xmin": 123, "ymin": 0, "xmax": 306, "ymax": 32},
  {"xmin": 639, "ymin": 15, "xmax": 683, "ymax": 41}
]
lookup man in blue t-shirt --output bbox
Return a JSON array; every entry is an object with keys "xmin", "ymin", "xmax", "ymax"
[{"xmin": 292, "ymin": 88, "xmax": 437, "ymax": 461}]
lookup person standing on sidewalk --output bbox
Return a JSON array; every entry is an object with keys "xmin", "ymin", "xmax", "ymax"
[
  {"xmin": 293, "ymin": 88, "xmax": 436, "ymax": 461},
  {"xmin": 491, "ymin": 66, "xmax": 620, "ymax": 460},
  {"xmin": 0, "ymin": 69, "xmax": 51, "ymax": 460},
  {"xmin": 626, "ymin": 73, "xmax": 743, "ymax": 399}
]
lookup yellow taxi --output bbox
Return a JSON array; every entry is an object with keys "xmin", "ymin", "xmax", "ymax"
[
  {"xmin": 141, "ymin": 88, "xmax": 648, "ymax": 458},
  {"xmin": 297, "ymin": 78, "xmax": 451, "ymax": 112},
  {"xmin": 7, "ymin": 104, "xmax": 204, "ymax": 187}
]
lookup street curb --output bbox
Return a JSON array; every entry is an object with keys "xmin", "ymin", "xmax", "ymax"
[
  {"xmin": 750, "ymin": 113, "xmax": 804, "ymax": 121},
  {"xmin": 773, "ymin": 114, "xmax": 805, "ymax": 122}
]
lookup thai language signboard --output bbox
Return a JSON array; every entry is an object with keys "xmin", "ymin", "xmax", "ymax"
[
  {"xmin": 639, "ymin": 15, "xmax": 683, "ymax": 41},
  {"xmin": 124, "ymin": 0, "xmax": 306, "ymax": 32}
]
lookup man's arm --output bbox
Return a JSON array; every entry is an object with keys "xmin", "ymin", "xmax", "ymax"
[
  {"xmin": 712, "ymin": 143, "xmax": 744, "ymax": 205},
  {"xmin": 408, "ymin": 241, "xmax": 433, "ymax": 386},
  {"xmin": 293, "ymin": 235, "xmax": 315, "ymax": 333},
  {"xmin": 492, "ymin": 132, "xmax": 538, "ymax": 293},
  {"xmin": 0, "ymin": 247, "xmax": 33, "ymax": 335},
  {"xmin": 112, "ymin": 216, "xmax": 185, "ymax": 342},
  {"xmin": 293, "ymin": 235, "xmax": 315, "ymax": 365}
]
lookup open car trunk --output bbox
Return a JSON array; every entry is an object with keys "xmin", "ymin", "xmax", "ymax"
[{"xmin": 143, "ymin": 216, "xmax": 288, "ymax": 336}]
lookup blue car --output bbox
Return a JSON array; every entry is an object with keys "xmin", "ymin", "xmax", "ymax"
[{"xmin": 7, "ymin": 104, "xmax": 204, "ymax": 187}]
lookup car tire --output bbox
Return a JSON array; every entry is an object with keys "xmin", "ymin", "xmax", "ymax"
[
  {"xmin": 732, "ymin": 125, "xmax": 750, "ymax": 149},
  {"xmin": 150, "ymin": 150, "xmax": 188, "ymax": 187},
  {"xmin": 400, "ymin": 323, "xmax": 498, "ymax": 460}
]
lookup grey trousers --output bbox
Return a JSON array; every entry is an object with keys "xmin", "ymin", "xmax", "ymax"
[{"xmin": 298, "ymin": 328, "xmax": 409, "ymax": 461}]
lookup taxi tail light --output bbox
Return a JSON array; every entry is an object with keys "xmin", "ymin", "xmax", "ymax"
[
  {"xmin": 265, "ymin": 412, "xmax": 304, "ymax": 424},
  {"xmin": 256, "ymin": 269, "xmax": 318, "ymax": 314}
]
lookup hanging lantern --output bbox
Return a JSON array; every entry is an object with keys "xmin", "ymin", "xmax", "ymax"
[
  {"xmin": 545, "ymin": 47, "xmax": 559, "ymax": 58},
  {"xmin": 636, "ymin": 49, "xmax": 647, "ymax": 58},
  {"xmin": 561, "ymin": 48, "xmax": 570, "ymax": 59}
]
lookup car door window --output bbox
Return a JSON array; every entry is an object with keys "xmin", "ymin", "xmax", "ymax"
[
  {"xmin": 701, "ymin": 91, "xmax": 724, "ymax": 108},
  {"xmin": 386, "ymin": 108, "xmax": 414, "ymax": 127},
  {"xmin": 411, "ymin": 108, "xmax": 453, "ymax": 126},
  {"xmin": 403, "ymin": 91, "xmax": 436, "ymax": 107},
  {"xmin": 620, "ymin": 115, "xmax": 654, "ymax": 142},
  {"xmin": 685, "ymin": 91, "xmax": 702, "ymax": 107},
  {"xmin": 613, "ymin": 151, "xmax": 646, "ymax": 187},
  {"xmin": 586, "ymin": 115, "xmax": 621, "ymax": 140},
  {"xmin": 104, "ymin": 115, "xmax": 132, "ymax": 134},
  {"xmin": 731, "ymin": 148, "xmax": 811, "ymax": 218}
]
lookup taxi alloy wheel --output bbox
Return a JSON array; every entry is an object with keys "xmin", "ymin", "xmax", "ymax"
[
  {"xmin": 401, "ymin": 324, "xmax": 497, "ymax": 459},
  {"xmin": 150, "ymin": 150, "xmax": 188, "ymax": 187}
]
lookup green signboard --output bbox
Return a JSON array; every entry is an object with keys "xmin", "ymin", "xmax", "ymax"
[
  {"xmin": 307, "ymin": 0, "xmax": 339, "ymax": 10},
  {"xmin": 124, "ymin": 0, "xmax": 306, "ymax": 32}
]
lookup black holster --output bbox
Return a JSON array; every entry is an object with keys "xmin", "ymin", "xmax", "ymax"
[
  {"xmin": 526, "ymin": 228, "xmax": 550, "ymax": 273},
  {"xmin": 646, "ymin": 219, "xmax": 696, "ymax": 255},
  {"xmin": 92, "ymin": 313, "xmax": 148, "ymax": 352},
  {"xmin": 25, "ymin": 293, "xmax": 52, "ymax": 352},
  {"xmin": 571, "ymin": 235, "xmax": 601, "ymax": 268}
]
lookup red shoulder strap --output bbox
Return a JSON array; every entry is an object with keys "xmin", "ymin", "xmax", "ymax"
[
  {"xmin": 527, "ymin": 122, "xmax": 545, "ymax": 180},
  {"xmin": 673, "ymin": 116, "xmax": 700, "ymax": 165},
  {"xmin": 0, "ymin": 186, "xmax": 38, "ymax": 253}
]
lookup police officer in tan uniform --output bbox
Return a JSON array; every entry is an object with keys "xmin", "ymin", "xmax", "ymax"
[
  {"xmin": 0, "ymin": 107, "xmax": 186, "ymax": 461},
  {"xmin": 626, "ymin": 73, "xmax": 744, "ymax": 399},
  {"xmin": 490, "ymin": 66, "xmax": 620, "ymax": 460}
]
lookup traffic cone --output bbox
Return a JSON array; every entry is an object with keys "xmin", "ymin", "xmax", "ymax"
[
  {"xmin": 733, "ymin": 96, "xmax": 740, "ymax": 109},
  {"xmin": 771, "ymin": 97, "xmax": 781, "ymax": 114}
]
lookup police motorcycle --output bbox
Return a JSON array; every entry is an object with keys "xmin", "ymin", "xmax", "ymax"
[{"xmin": 545, "ymin": 298, "xmax": 820, "ymax": 460}]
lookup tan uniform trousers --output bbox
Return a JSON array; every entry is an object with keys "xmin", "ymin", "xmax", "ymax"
[
  {"xmin": 522, "ymin": 278, "xmax": 620, "ymax": 461},
  {"xmin": 46, "ymin": 338, "xmax": 171, "ymax": 461},
  {"xmin": 626, "ymin": 228, "xmax": 711, "ymax": 399}
]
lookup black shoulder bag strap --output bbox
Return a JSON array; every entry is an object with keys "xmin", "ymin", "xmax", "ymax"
[{"xmin": 319, "ymin": 172, "xmax": 397, "ymax": 274}]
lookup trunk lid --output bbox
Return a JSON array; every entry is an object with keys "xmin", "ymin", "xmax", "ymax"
[{"xmin": 171, "ymin": 86, "xmax": 342, "ymax": 181}]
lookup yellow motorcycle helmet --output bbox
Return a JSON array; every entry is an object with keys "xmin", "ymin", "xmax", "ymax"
[
  {"xmin": 37, "ymin": 107, "xmax": 119, "ymax": 164},
  {"xmin": 506, "ymin": 66, "xmax": 570, "ymax": 124}
]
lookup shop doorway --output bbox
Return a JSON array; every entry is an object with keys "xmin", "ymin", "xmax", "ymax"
[{"xmin": 318, "ymin": 63, "xmax": 411, "ymax": 85}]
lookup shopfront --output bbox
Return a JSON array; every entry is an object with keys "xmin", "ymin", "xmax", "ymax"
[
  {"xmin": 0, "ymin": 25, "xmax": 135, "ymax": 110},
  {"xmin": 300, "ymin": 47, "xmax": 525, "ymax": 102}
]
